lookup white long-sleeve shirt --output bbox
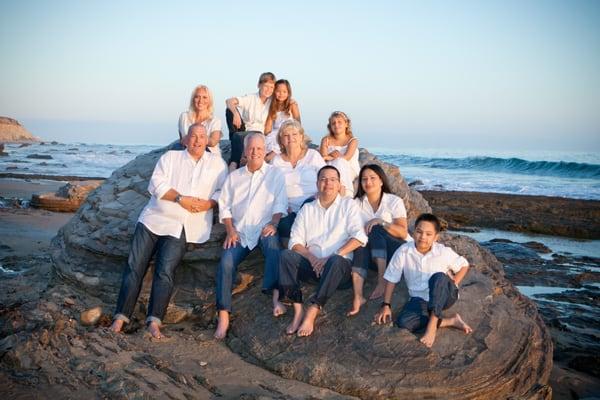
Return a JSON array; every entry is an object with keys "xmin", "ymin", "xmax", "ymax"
[
  {"xmin": 383, "ymin": 242, "xmax": 469, "ymax": 301},
  {"xmin": 235, "ymin": 92, "xmax": 271, "ymax": 133},
  {"xmin": 289, "ymin": 195, "xmax": 368, "ymax": 260},
  {"xmin": 138, "ymin": 149, "xmax": 228, "ymax": 244},
  {"xmin": 218, "ymin": 162, "xmax": 288, "ymax": 249}
]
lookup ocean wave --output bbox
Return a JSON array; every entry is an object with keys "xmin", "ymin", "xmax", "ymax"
[{"xmin": 377, "ymin": 155, "xmax": 600, "ymax": 179}]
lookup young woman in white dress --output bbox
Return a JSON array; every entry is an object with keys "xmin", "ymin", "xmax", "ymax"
[{"xmin": 264, "ymin": 79, "xmax": 301, "ymax": 161}]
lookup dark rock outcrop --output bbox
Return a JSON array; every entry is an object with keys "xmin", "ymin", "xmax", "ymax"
[
  {"xmin": 50, "ymin": 143, "xmax": 553, "ymax": 398},
  {"xmin": 31, "ymin": 180, "xmax": 103, "ymax": 212}
]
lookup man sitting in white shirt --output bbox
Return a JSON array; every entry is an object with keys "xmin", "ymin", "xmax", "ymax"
[
  {"xmin": 374, "ymin": 213, "xmax": 473, "ymax": 347},
  {"xmin": 110, "ymin": 124, "xmax": 227, "ymax": 340},
  {"xmin": 214, "ymin": 132, "xmax": 288, "ymax": 339},
  {"xmin": 278, "ymin": 165, "xmax": 368, "ymax": 337},
  {"xmin": 225, "ymin": 72, "xmax": 275, "ymax": 170}
]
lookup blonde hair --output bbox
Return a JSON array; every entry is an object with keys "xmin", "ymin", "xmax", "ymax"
[
  {"xmin": 327, "ymin": 110, "xmax": 353, "ymax": 138},
  {"xmin": 188, "ymin": 85, "xmax": 214, "ymax": 120},
  {"xmin": 277, "ymin": 120, "xmax": 309, "ymax": 156}
]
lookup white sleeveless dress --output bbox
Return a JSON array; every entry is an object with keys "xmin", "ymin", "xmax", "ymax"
[{"xmin": 326, "ymin": 137, "xmax": 360, "ymax": 197}]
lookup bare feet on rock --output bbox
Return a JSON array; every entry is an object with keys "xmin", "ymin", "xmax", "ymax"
[
  {"xmin": 297, "ymin": 305, "xmax": 319, "ymax": 337},
  {"xmin": 448, "ymin": 314, "xmax": 473, "ymax": 334},
  {"xmin": 214, "ymin": 311, "xmax": 229, "ymax": 340},
  {"xmin": 369, "ymin": 283, "xmax": 385, "ymax": 300},
  {"xmin": 286, "ymin": 305, "xmax": 303, "ymax": 335},
  {"xmin": 146, "ymin": 321, "xmax": 164, "ymax": 340},
  {"xmin": 273, "ymin": 300, "xmax": 286, "ymax": 317},
  {"xmin": 420, "ymin": 327, "xmax": 437, "ymax": 348},
  {"xmin": 346, "ymin": 296, "xmax": 366, "ymax": 317},
  {"xmin": 109, "ymin": 319, "xmax": 124, "ymax": 333}
]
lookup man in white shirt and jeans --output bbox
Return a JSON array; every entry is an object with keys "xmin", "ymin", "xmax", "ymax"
[
  {"xmin": 374, "ymin": 213, "xmax": 473, "ymax": 347},
  {"xmin": 278, "ymin": 165, "xmax": 368, "ymax": 337},
  {"xmin": 214, "ymin": 132, "xmax": 288, "ymax": 339},
  {"xmin": 225, "ymin": 72, "xmax": 275, "ymax": 170},
  {"xmin": 110, "ymin": 124, "xmax": 227, "ymax": 339}
]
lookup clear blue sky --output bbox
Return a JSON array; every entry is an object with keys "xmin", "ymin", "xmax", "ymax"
[{"xmin": 1, "ymin": 0, "xmax": 599, "ymax": 151}]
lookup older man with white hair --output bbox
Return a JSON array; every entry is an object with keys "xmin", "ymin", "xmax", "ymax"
[{"xmin": 214, "ymin": 132, "xmax": 288, "ymax": 339}]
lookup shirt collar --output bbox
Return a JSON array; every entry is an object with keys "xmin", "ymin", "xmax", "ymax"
[
  {"xmin": 317, "ymin": 193, "xmax": 341, "ymax": 210},
  {"xmin": 408, "ymin": 242, "xmax": 442, "ymax": 257},
  {"xmin": 244, "ymin": 161, "xmax": 268, "ymax": 176},
  {"xmin": 184, "ymin": 148, "xmax": 206, "ymax": 164}
]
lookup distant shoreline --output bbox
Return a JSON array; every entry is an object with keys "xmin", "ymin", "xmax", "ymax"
[{"xmin": 0, "ymin": 172, "xmax": 106, "ymax": 181}]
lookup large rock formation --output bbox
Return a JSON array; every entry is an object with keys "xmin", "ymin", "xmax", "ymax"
[
  {"xmin": 0, "ymin": 117, "xmax": 40, "ymax": 143},
  {"xmin": 50, "ymin": 144, "xmax": 553, "ymax": 398}
]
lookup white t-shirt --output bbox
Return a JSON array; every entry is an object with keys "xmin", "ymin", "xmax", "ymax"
[
  {"xmin": 289, "ymin": 195, "xmax": 368, "ymax": 260},
  {"xmin": 139, "ymin": 149, "xmax": 228, "ymax": 244},
  {"xmin": 271, "ymin": 149, "xmax": 326, "ymax": 212},
  {"xmin": 383, "ymin": 242, "xmax": 469, "ymax": 301},
  {"xmin": 235, "ymin": 92, "xmax": 272, "ymax": 133},
  {"xmin": 354, "ymin": 192, "xmax": 413, "ymax": 241},
  {"xmin": 178, "ymin": 111, "xmax": 222, "ymax": 155},
  {"xmin": 218, "ymin": 162, "xmax": 288, "ymax": 249}
]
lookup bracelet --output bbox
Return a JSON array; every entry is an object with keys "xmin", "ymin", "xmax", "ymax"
[{"xmin": 381, "ymin": 302, "xmax": 391, "ymax": 308}]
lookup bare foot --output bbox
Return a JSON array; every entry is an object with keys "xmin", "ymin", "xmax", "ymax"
[
  {"xmin": 346, "ymin": 296, "xmax": 366, "ymax": 317},
  {"xmin": 297, "ymin": 305, "xmax": 319, "ymax": 337},
  {"xmin": 449, "ymin": 314, "xmax": 473, "ymax": 334},
  {"xmin": 369, "ymin": 283, "xmax": 385, "ymax": 300},
  {"xmin": 419, "ymin": 328, "xmax": 437, "ymax": 348},
  {"xmin": 273, "ymin": 300, "xmax": 287, "ymax": 317},
  {"xmin": 214, "ymin": 311, "xmax": 229, "ymax": 340},
  {"xmin": 147, "ymin": 321, "xmax": 162, "ymax": 339},
  {"xmin": 286, "ymin": 305, "xmax": 303, "ymax": 335},
  {"xmin": 110, "ymin": 319, "xmax": 124, "ymax": 333}
]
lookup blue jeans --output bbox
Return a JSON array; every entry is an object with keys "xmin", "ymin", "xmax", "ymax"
[
  {"xmin": 352, "ymin": 225, "xmax": 405, "ymax": 279},
  {"xmin": 395, "ymin": 272, "xmax": 458, "ymax": 332},
  {"xmin": 216, "ymin": 235, "xmax": 281, "ymax": 312},
  {"xmin": 114, "ymin": 223, "xmax": 187, "ymax": 325}
]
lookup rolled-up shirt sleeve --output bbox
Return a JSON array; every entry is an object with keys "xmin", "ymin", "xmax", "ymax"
[
  {"xmin": 445, "ymin": 247, "xmax": 469, "ymax": 273},
  {"xmin": 211, "ymin": 160, "xmax": 229, "ymax": 202},
  {"xmin": 148, "ymin": 152, "xmax": 173, "ymax": 200},
  {"xmin": 288, "ymin": 206, "xmax": 307, "ymax": 250},
  {"xmin": 218, "ymin": 175, "xmax": 234, "ymax": 222},
  {"xmin": 383, "ymin": 250, "xmax": 404, "ymax": 283},
  {"xmin": 346, "ymin": 201, "xmax": 368, "ymax": 246}
]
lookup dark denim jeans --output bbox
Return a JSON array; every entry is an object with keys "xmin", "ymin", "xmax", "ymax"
[
  {"xmin": 352, "ymin": 225, "xmax": 405, "ymax": 279},
  {"xmin": 278, "ymin": 249, "xmax": 352, "ymax": 307},
  {"xmin": 114, "ymin": 223, "xmax": 187, "ymax": 325},
  {"xmin": 395, "ymin": 272, "xmax": 458, "ymax": 332},
  {"xmin": 216, "ymin": 235, "xmax": 281, "ymax": 312}
]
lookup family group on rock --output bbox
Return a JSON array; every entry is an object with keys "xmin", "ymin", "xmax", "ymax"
[{"xmin": 108, "ymin": 72, "xmax": 473, "ymax": 348}]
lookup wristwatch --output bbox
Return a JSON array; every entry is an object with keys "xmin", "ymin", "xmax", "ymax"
[
  {"xmin": 381, "ymin": 302, "xmax": 391, "ymax": 309},
  {"xmin": 174, "ymin": 194, "xmax": 183, "ymax": 204}
]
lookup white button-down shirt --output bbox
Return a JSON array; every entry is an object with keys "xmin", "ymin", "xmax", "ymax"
[
  {"xmin": 138, "ymin": 149, "xmax": 228, "ymax": 244},
  {"xmin": 384, "ymin": 242, "xmax": 469, "ymax": 301},
  {"xmin": 271, "ymin": 149, "xmax": 326, "ymax": 212},
  {"xmin": 218, "ymin": 162, "xmax": 288, "ymax": 249},
  {"xmin": 289, "ymin": 195, "xmax": 368, "ymax": 260},
  {"xmin": 355, "ymin": 192, "xmax": 413, "ymax": 241},
  {"xmin": 235, "ymin": 92, "xmax": 271, "ymax": 133}
]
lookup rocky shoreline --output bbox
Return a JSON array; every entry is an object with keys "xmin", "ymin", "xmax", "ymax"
[
  {"xmin": 1, "ymin": 146, "xmax": 598, "ymax": 398},
  {"xmin": 420, "ymin": 190, "xmax": 600, "ymax": 240}
]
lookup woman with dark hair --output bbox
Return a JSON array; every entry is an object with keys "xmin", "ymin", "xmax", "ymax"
[
  {"xmin": 264, "ymin": 79, "xmax": 301, "ymax": 161},
  {"xmin": 347, "ymin": 164, "xmax": 411, "ymax": 316}
]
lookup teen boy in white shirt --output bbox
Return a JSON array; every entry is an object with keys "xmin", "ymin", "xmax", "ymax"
[
  {"xmin": 374, "ymin": 213, "xmax": 473, "ymax": 347},
  {"xmin": 225, "ymin": 72, "xmax": 276, "ymax": 170},
  {"xmin": 277, "ymin": 165, "xmax": 368, "ymax": 337},
  {"xmin": 214, "ymin": 132, "xmax": 287, "ymax": 339}
]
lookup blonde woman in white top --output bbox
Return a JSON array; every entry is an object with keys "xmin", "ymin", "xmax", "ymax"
[
  {"xmin": 178, "ymin": 85, "xmax": 223, "ymax": 156},
  {"xmin": 347, "ymin": 163, "xmax": 411, "ymax": 317},
  {"xmin": 270, "ymin": 120, "xmax": 325, "ymax": 249}
]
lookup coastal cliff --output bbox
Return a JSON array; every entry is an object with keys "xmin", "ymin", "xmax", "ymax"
[{"xmin": 0, "ymin": 117, "xmax": 40, "ymax": 143}]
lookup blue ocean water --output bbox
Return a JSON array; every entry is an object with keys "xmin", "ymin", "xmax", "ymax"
[
  {"xmin": 371, "ymin": 147, "xmax": 600, "ymax": 200},
  {"xmin": 1, "ymin": 142, "xmax": 599, "ymax": 200}
]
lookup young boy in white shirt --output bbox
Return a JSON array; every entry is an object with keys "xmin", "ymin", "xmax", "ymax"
[{"xmin": 374, "ymin": 213, "xmax": 473, "ymax": 347}]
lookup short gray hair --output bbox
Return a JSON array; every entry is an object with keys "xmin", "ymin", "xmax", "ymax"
[{"xmin": 243, "ymin": 132, "xmax": 266, "ymax": 148}]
